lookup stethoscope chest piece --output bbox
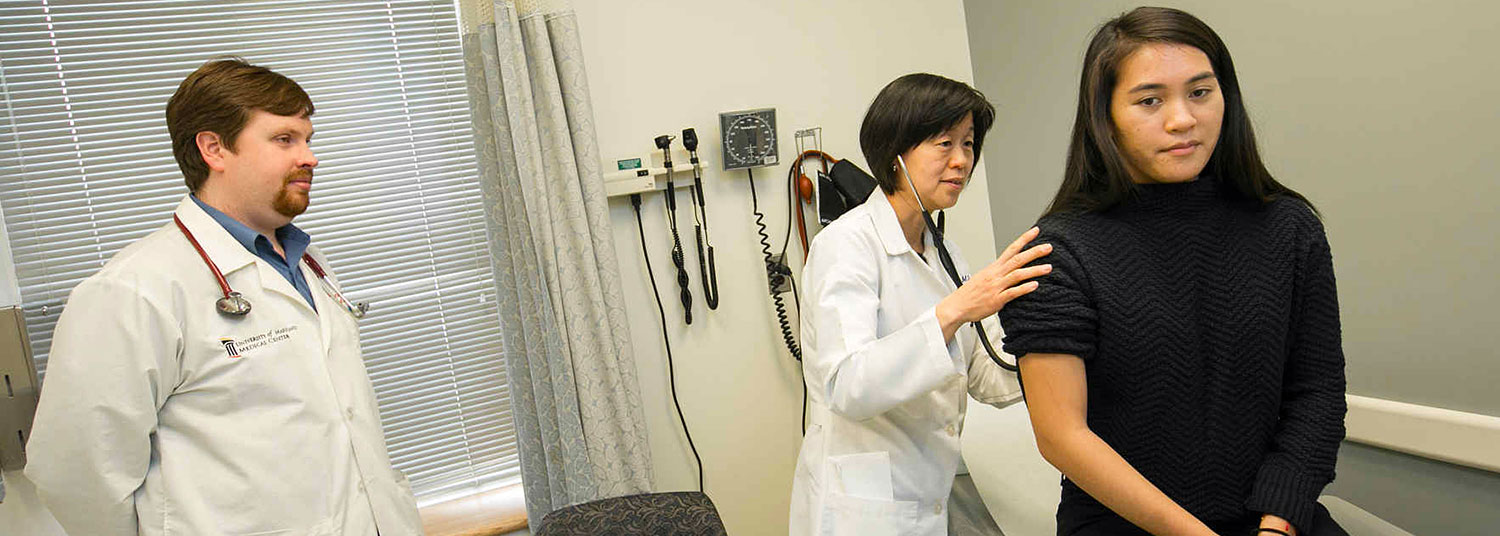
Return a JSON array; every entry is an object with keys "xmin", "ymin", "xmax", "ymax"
[
  {"xmin": 176, "ymin": 213, "xmax": 365, "ymax": 320},
  {"xmin": 216, "ymin": 291, "xmax": 253, "ymax": 316}
]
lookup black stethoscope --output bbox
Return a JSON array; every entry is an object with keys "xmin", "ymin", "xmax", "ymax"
[
  {"xmin": 896, "ymin": 155, "xmax": 1019, "ymax": 372},
  {"xmin": 174, "ymin": 215, "xmax": 367, "ymax": 319}
]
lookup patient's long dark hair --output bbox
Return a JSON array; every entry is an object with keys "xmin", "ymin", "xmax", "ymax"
[{"xmin": 1046, "ymin": 6, "xmax": 1313, "ymax": 216}]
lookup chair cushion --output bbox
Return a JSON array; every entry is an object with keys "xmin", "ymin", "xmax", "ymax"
[{"xmin": 536, "ymin": 491, "xmax": 727, "ymax": 536}]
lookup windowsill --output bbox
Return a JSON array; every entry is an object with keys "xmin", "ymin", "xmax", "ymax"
[{"xmin": 419, "ymin": 483, "xmax": 529, "ymax": 536}]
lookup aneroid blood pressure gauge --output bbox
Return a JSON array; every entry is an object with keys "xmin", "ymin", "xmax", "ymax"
[{"xmin": 718, "ymin": 108, "xmax": 778, "ymax": 170}]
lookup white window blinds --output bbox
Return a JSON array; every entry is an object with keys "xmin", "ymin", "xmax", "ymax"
[{"xmin": 0, "ymin": 0, "xmax": 519, "ymax": 501}]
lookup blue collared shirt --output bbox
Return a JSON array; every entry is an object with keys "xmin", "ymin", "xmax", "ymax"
[{"xmin": 190, "ymin": 195, "xmax": 316, "ymax": 310}]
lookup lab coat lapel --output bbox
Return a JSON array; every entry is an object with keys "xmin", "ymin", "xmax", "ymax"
[
  {"xmin": 867, "ymin": 192, "xmax": 956, "ymax": 291},
  {"xmin": 174, "ymin": 197, "xmax": 258, "ymax": 276},
  {"xmin": 254, "ymin": 261, "xmax": 319, "ymax": 316}
]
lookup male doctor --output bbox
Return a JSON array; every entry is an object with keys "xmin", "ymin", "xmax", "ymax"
[{"xmin": 25, "ymin": 58, "xmax": 422, "ymax": 535}]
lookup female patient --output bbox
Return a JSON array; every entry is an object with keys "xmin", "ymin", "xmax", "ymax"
[
  {"xmin": 999, "ymin": 7, "xmax": 1348, "ymax": 536},
  {"xmin": 790, "ymin": 73, "xmax": 1051, "ymax": 535}
]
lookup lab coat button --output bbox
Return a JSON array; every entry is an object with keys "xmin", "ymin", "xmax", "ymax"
[
  {"xmin": 345, "ymin": 407, "xmax": 355, "ymax": 419},
  {"xmin": 358, "ymin": 482, "xmax": 367, "ymax": 494},
  {"xmin": 933, "ymin": 502, "xmax": 943, "ymax": 514},
  {"xmin": 945, "ymin": 424, "xmax": 957, "ymax": 436}
]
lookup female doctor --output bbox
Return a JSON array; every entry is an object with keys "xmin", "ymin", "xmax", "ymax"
[{"xmin": 789, "ymin": 73, "xmax": 1053, "ymax": 536}]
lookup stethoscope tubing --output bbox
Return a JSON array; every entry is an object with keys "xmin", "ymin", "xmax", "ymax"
[
  {"xmin": 896, "ymin": 156, "xmax": 1019, "ymax": 372},
  {"xmin": 174, "ymin": 214, "xmax": 364, "ymax": 319}
]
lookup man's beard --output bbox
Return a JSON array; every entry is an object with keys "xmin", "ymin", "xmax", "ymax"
[{"xmin": 274, "ymin": 169, "xmax": 312, "ymax": 218}]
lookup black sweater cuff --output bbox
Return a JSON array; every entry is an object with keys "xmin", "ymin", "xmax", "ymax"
[{"xmin": 1245, "ymin": 461, "xmax": 1327, "ymax": 532}]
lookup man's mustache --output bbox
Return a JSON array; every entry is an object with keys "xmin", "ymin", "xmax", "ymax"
[{"xmin": 285, "ymin": 169, "xmax": 313, "ymax": 183}]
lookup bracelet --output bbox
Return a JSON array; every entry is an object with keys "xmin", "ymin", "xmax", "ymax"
[{"xmin": 1257, "ymin": 529, "xmax": 1292, "ymax": 536}]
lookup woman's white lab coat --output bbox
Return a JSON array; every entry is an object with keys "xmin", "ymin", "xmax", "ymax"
[
  {"xmin": 25, "ymin": 197, "xmax": 422, "ymax": 536},
  {"xmin": 789, "ymin": 192, "xmax": 1021, "ymax": 536}
]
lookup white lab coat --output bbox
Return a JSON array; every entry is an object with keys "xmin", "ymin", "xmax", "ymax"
[
  {"xmin": 25, "ymin": 197, "xmax": 422, "ymax": 536},
  {"xmin": 789, "ymin": 192, "xmax": 1022, "ymax": 536}
]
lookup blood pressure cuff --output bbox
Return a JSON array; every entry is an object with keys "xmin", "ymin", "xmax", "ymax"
[{"xmin": 818, "ymin": 159, "xmax": 878, "ymax": 225}]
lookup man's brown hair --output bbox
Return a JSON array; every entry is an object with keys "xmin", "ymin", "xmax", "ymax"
[{"xmin": 165, "ymin": 58, "xmax": 313, "ymax": 192}]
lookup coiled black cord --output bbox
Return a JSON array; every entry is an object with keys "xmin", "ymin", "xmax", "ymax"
[
  {"xmin": 781, "ymin": 161, "xmax": 811, "ymax": 434},
  {"xmin": 632, "ymin": 193, "xmax": 704, "ymax": 492},
  {"xmin": 788, "ymin": 271, "xmax": 806, "ymax": 435},
  {"xmin": 685, "ymin": 140, "xmax": 720, "ymax": 311},
  {"xmin": 661, "ymin": 145, "xmax": 693, "ymax": 325},
  {"xmin": 747, "ymin": 167, "xmax": 802, "ymax": 362},
  {"xmin": 667, "ymin": 210, "xmax": 693, "ymax": 325},
  {"xmin": 693, "ymin": 223, "xmax": 719, "ymax": 309}
]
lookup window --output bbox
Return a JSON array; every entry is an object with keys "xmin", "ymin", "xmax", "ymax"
[{"xmin": 0, "ymin": 0, "xmax": 519, "ymax": 503}]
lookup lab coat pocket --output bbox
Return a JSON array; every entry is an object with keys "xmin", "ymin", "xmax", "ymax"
[
  {"xmin": 829, "ymin": 452, "xmax": 894, "ymax": 500},
  {"xmin": 821, "ymin": 452, "xmax": 916, "ymax": 536}
]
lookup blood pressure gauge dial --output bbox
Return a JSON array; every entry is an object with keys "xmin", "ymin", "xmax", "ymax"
[{"xmin": 719, "ymin": 108, "xmax": 778, "ymax": 170}]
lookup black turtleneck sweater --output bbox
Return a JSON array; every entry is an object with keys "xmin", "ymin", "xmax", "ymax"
[{"xmin": 998, "ymin": 176, "xmax": 1347, "ymax": 534}]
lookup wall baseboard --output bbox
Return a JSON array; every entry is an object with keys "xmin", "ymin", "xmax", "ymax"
[{"xmin": 1345, "ymin": 394, "xmax": 1500, "ymax": 473}]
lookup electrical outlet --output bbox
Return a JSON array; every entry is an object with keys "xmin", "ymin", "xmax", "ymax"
[{"xmin": 767, "ymin": 254, "xmax": 792, "ymax": 295}]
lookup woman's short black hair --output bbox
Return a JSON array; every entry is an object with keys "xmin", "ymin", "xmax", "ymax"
[{"xmin": 859, "ymin": 73, "xmax": 996, "ymax": 194}]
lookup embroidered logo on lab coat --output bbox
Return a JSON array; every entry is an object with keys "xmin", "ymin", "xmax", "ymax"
[
  {"xmin": 220, "ymin": 325, "xmax": 299, "ymax": 358},
  {"xmin": 219, "ymin": 338, "xmax": 242, "ymax": 359}
]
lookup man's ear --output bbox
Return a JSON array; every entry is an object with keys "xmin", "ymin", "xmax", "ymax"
[{"xmin": 196, "ymin": 131, "xmax": 230, "ymax": 173}]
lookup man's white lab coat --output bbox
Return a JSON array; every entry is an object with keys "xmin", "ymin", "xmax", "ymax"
[{"xmin": 26, "ymin": 197, "xmax": 422, "ymax": 535}]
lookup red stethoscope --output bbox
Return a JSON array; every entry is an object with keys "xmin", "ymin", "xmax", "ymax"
[{"xmin": 174, "ymin": 215, "xmax": 367, "ymax": 319}]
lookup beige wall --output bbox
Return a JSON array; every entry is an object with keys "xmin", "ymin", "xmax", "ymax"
[
  {"xmin": 574, "ymin": 0, "xmax": 998, "ymax": 533},
  {"xmin": 964, "ymin": 1, "xmax": 1500, "ymax": 533}
]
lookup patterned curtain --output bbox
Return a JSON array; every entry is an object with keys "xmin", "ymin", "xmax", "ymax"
[{"xmin": 458, "ymin": 0, "xmax": 653, "ymax": 522}]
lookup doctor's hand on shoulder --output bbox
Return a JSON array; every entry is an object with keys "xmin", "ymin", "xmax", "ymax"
[{"xmin": 935, "ymin": 226, "xmax": 1052, "ymax": 341}]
